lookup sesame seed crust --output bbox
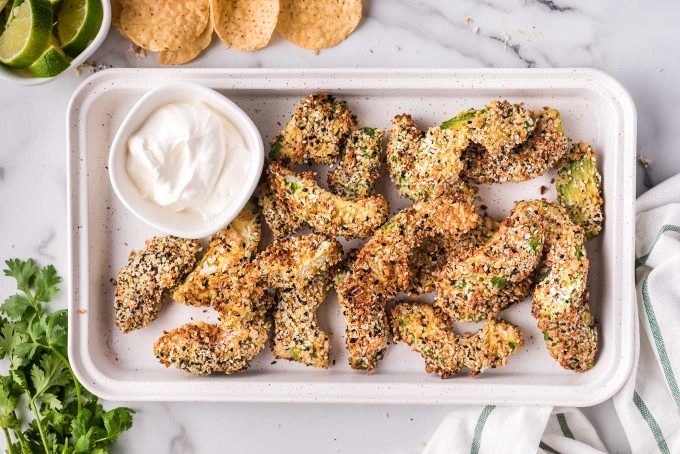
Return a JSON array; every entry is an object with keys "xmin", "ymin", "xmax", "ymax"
[
  {"xmin": 528, "ymin": 199, "xmax": 598, "ymax": 372},
  {"xmin": 463, "ymin": 100, "xmax": 535, "ymax": 156},
  {"xmin": 269, "ymin": 93, "xmax": 357, "ymax": 165},
  {"xmin": 173, "ymin": 202, "xmax": 261, "ymax": 307},
  {"xmin": 258, "ymin": 184, "xmax": 305, "ymax": 239},
  {"xmin": 391, "ymin": 302, "xmax": 523, "ymax": 378},
  {"xmin": 434, "ymin": 201, "xmax": 545, "ymax": 322},
  {"xmin": 273, "ymin": 276, "xmax": 333, "ymax": 368},
  {"xmin": 155, "ymin": 233, "xmax": 342, "ymax": 375},
  {"xmin": 338, "ymin": 196, "xmax": 480, "ymax": 371},
  {"xmin": 153, "ymin": 295, "xmax": 273, "ymax": 376},
  {"xmin": 387, "ymin": 114, "xmax": 468, "ymax": 201},
  {"xmin": 408, "ymin": 214, "xmax": 500, "ymax": 296},
  {"xmin": 461, "ymin": 107, "xmax": 570, "ymax": 184},
  {"xmin": 556, "ymin": 141, "xmax": 604, "ymax": 240},
  {"xmin": 327, "ymin": 127, "xmax": 385, "ymax": 199},
  {"xmin": 267, "ymin": 162, "xmax": 390, "ymax": 240},
  {"xmin": 115, "ymin": 236, "xmax": 201, "ymax": 333}
]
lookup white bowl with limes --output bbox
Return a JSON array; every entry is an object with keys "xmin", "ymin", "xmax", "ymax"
[{"xmin": 0, "ymin": 0, "xmax": 110, "ymax": 85}]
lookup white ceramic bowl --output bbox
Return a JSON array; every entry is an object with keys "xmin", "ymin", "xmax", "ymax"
[
  {"xmin": 0, "ymin": 0, "xmax": 111, "ymax": 86},
  {"xmin": 108, "ymin": 82, "xmax": 264, "ymax": 239}
]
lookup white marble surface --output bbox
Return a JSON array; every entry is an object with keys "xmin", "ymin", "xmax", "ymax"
[{"xmin": 1, "ymin": 0, "xmax": 678, "ymax": 452}]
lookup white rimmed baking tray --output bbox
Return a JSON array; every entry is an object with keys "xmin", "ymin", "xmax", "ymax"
[{"xmin": 67, "ymin": 68, "xmax": 636, "ymax": 405}]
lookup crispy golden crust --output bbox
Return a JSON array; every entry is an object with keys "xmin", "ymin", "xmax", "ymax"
[
  {"xmin": 153, "ymin": 295, "xmax": 273, "ymax": 376},
  {"xmin": 327, "ymin": 127, "xmax": 384, "ymax": 199},
  {"xmin": 156, "ymin": 234, "xmax": 342, "ymax": 375},
  {"xmin": 557, "ymin": 142, "xmax": 604, "ymax": 240},
  {"xmin": 273, "ymin": 276, "xmax": 332, "ymax": 368},
  {"xmin": 528, "ymin": 199, "xmax": 598, "ymax": 372},
  {"xmin": 442, "ymin": 100, "xmax": 536, "ymax": 156},
  {"xmin": 267, "ymin": 162, "xmax": 390, "ymax": 240},
  {"xmin": 434, "ymin": 201, "xmax": 545, "ymax": 322},
  {"xmin": 252, "ymin": 233, "xmax": 343, "ymax": 290},
  {"xmin": 256, "ymin": 234, "xmax": 342, "ymax": 368},
  {"xmin": 173, "ymin": 203, "xmax": 261, "ymax": 307},
  {"xmin": 408, "ymin": 215, "xmax": 500, "ymax": 295},
  {"xmin": 338, "ymin": 197, "xmax": 480, "ymax": 371},
  {"xmin": 387, "ymin": 114, "xmax": 468, "ymax": 201},
  {"xmin": 115, "ymin": 236, "xmax": 201, "ymax": 333},
  {"xmin": 391, "ymin": 302, "xmax": 523, "ymax": 378},
  {"xmin": 270, "ymin": 93, "xmax": 357, "ymax": 165},
  {"xmin": 461, "ymin": 107, "xmax": 570, "ymax": 184},
  {"xmin": 258, "ymin": 184, "xmax": 304, "ymax": 239}
]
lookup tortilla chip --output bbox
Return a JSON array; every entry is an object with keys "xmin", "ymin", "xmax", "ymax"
[
  {"xmin": 276, "ymin": 0, "xmax": 362, "ymax": 51},
  {"xmin": 159, "ymin": 22, "xmax": 213, "ymax": 65},
  {"xmin": 119, "ymin": 0, "xmax": 210, "ymax": 52},
  {"xmin": 211, "ymin": 0, "xmax": 279, "ymax": 51},
  {"xmin": 111, "ymin": 0, "xmax": 122, "ymax": 29}
]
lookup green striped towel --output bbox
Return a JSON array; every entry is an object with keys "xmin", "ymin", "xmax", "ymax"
[{"xmin": 425, "ymin": 173, "xmax": 680, "ymax": 454}]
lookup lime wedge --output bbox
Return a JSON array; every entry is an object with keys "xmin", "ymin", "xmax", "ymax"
[
  {"xmin": 57, "ymin": 0, "xmax": 102, "ymax": 57},
  {"xmin": 0, "ymin": 2, "xmax": 10, "ymax": 30},
  {"xmin": 28, "ymin": 35, "xmax": 69, "ymax": 76},
  {"xmin": 0, "ymin": 0, "xmax": 52, "ymax": 68},
  {"xmin": 47, "ymin": 0, "xmax": 61, "ymax": 11}
]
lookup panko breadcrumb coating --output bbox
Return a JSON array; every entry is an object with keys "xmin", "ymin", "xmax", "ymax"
[
  {"xmin": 441, "ymin": 100, "xmax": 536, "ymax": 156},
  {"xmin": 391, "ymin": 302, "xmax": 523, "ymax": 378},
  {"xmin": 173, "ymin": 202, "xmax": 261, "ymax": 307},
  {"xmin": 328, "ymin": 127, "xmax": 384, "ymax": 199},
  {"xmin": 387, "ymin": 114, "xmax": 468, "ymax": 201},
  {"xmin": 528, "ymin": 200, "xmax": 598, "ymax": 372},
  {"xmin": 115, "ymin": 236, "xmax": 201, "ymax": 333},
  {"xmin": 273, "ymin": 276, "xmax": 332, "ymax": 368},
  {"xmin": 270, "ymin": 93, "xmax": 356, "ymax": 165},
  {"xmin": 461, "ymin": 107, "xmax": 570, "ymax": 184},
  {"xmin": 408, "ymin": 215, "xmax": 499, "ymax": 295},
  {"xmin": 557, "ymin": 141, "xmax": 604, "ymax": 239},
  {"xmin": 153, "ymin": 294, "xmax": 273, "ymax": 376},
  {"xmin": 155, "ymin": 234, "xmax": 342, "ymax": 375},
  {"xmin": 338, "ymin": 196, "xmax": 480, "ymax": 371},
  {"xmin": 258, "ymin": 185, "xmax": 304, "ymax": 239},
  {"xmin": 255, "ymin": 233, "xmax": 342, "ymax": 368},
  {"xmin": 434, "ymin": 201, "xmax": 545, "ymax": 322},
  {"xmin": 267, "ymin": 162, "xmax": 389, "ymax": 240}
]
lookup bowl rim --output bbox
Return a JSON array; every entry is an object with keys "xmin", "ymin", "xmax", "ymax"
[
  {"xmin": 0, "ymin": 0, "xmax": 112, "ymax": 86},
  {"xmin": 107, "ymin": 82, "xmax": 265, "ymax": 239}
]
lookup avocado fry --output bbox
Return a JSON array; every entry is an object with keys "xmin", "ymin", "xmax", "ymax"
[
  {"xmin": 338, "ymin": 196, "xmax": 480, "ymax": 371},
  {"xmin": 556, "ymin": 141, "xmax": 604, "ymax": 239},
  {"xmin": 173, "ymin": 202, "xmax": 261, "ymax": 307},
  {"xmin": 267, "ymin": 162, "xmax": 390, "ymax": 240},
  {"xmin": 115, "ymin": 236, "xmax": 201, "ymax": 333},
  {"xmin": 387, "ymin": 114, "xmax": 468, "ymax": 201},
  {"xmin": 528, "ymin": 200, "xmax": 598, "ymax": 372},
  {"xmin": 441, "ymin": 99, "xmax": 535, "ymax": 156},
  {"xmin": 460, "ymin": 107, "xmax": 570, "ymax": 184},
  {"xmin": 391, "ymin": 302, "xmax": 523, "ymax": 378},
  {"xmin": 327, "ymin": 127, "xmax": 384, "ymax": 199},
  {"xmin": 269, "ymin": 93, "xmax": 356, "ymax": 165},
  {"xmin": 434, "ymin": 201, "xmax": 545, "ymax": 322}
]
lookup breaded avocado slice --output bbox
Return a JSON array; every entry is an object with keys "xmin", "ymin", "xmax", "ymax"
[
  {"xmin": 270, "ymin": 93, "xmax": 356, "ymax": 165},
  {"xmin": 391, "ymin": 302, "xmax": 523, "ymax": 378},
  {"xmin": 557, "ymin": 141, "xmax": 604, "ymax": 239}
]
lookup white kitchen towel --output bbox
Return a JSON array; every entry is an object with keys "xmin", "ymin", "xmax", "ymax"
[{"xmin": 424, "ymin": 172, "xmax": 680, "ymax": 454}]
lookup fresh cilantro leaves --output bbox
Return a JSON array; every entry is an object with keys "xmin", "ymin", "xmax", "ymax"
[{"xmin": 0, "ymin": 258, "xmax": 134, "ymax": 453}]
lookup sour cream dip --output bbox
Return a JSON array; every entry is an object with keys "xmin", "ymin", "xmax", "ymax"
[{"xmin": 125, "ymin": 101, "xmax": 251, "ymax": 221}]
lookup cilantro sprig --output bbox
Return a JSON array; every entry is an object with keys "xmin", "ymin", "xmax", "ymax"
[{"xmin": 0, "ymin": 259, "xmax": 134, "ymax": 453}]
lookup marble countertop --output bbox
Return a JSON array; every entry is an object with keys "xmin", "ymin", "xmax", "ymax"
[{"xmin": 1, "ymin": 0, "xmax": 678, "ymax": 452}]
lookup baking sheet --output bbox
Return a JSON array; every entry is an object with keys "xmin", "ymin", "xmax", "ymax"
[{"xmin": 67, "ymin": 68, "xmax": 636, "ymax": 405}]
